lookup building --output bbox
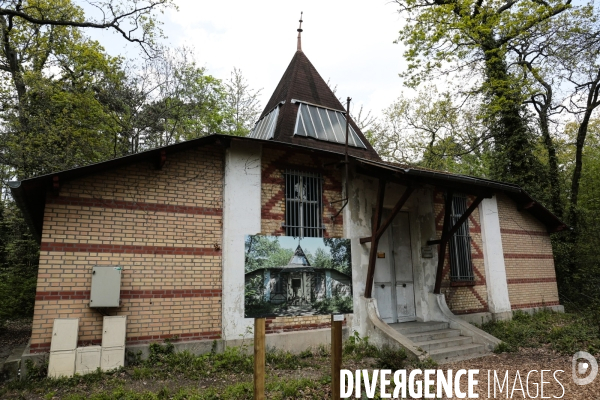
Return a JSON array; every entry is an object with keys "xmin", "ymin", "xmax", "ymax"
[{"xmin": 11, "ymin": 26, "xmax": 566, "ymax": 364}]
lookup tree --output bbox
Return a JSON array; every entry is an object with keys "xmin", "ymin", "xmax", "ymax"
[
  {"xmin": 393, "ymin": 0, "xmax": 572, "ymax": 192},
  {"xmin": 369, "ymin": 88, "xmax": 491, "ymax": 176},
  {"xmin": 224, "ymin": 67, "xmax": 262, "ymax": 136}
]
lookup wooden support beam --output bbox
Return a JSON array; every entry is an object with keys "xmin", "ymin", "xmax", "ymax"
[
  {"xmin": 433, "ymin": 194, "xmax": 485, "ymax": 294},
  {"xmin": 518, "ymin": 201, "xmax": 535, "ymax": 211},
  {"xmin": 364, "ymin": 179, "xmax": 386, "ymax": 298},
  {"xmin": 359, "ymin": 186, "xmax": 414, "ymax": 244},
  {"xmin": 157, "ymin": 150, "xmax": 167, "ymax": 169},
  {"xmin": 254, "ymin": 318, "xmax": 265, "ymax": 400},
  {"xmin": 52, "ymin": 176, "xmax": 60, "ymax": 196},
  {"xmin": 433, "ymin": 190, "xmax": 453, "ymax": 294},
  {"xmin": 374, "ymin": 186, "xmax": 414, "ymax": 242},
  {"xmin": 426, "ymin": 239, "xmax": 441, "ymax": 245},
  {"xmin": 331, "ymin": 316, "xmax": 343, "ymax": 400},
  {"xmin": 445, "ymin": 196, "xmax": 485, "ymax": 239}
]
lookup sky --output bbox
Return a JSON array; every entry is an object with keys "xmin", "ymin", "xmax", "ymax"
[{"xmin": 88, "ymin": 1, "xmax": 410, "ymax": 119}]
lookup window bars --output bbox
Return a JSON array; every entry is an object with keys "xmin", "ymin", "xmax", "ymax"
[
  {"xmin": 448, "ymin": 194, "xmax": 475, "ymax": 281},
  {"xmin": 284, "ymin": 170, "xmax": 324, "ymax": 238}
]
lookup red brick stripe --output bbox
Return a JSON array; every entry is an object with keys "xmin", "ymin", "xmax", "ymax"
[
  {"xmin": 40, "ymin": 242, "xmax": 221, "ymax": 256},
  {"xmin": 29, "ymin": 330, "xmax": 222, "ymax": 353},
  {"xmin": 503, "ymin": 253, "xmax": 554, "ymax": 259},
  {"xmin": 507, "ymin": 278, "xmax": 557, "ymax": 284},
  {"xmin": 48, "ymin": 196, "xmax": 222, "ymax": 216},
  {"xmin": 35, "ymin": 289, "xmax": 222, "ymax": 301},
  {"xmin": 500, "ymin": 228, "xmax": 547, "ymax": 237},
  {"xmin": 511, "ymin": 301, "xmax": 560, "ymax": 310}
]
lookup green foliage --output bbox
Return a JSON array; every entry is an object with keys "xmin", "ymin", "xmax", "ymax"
[
  {"xmin": 374, "ymin": 345, "xmax": 408, "ymax": 370},
  {"xmin": 244, "ymin": 236, "xmax": 294, "ymax": 273},
  {"xmin": 479, "ymin": 309, "xmax": 600, "ymax": 354},
  {"xmin": 343, "ymin": 331, "xmax": 379, "ymax": 360},
  {"xmin": 0, "ymin": 202, "xmax": 39, "ymax": 326},
  {"xmin": 313, "ymin": 294, "xmax": 353, "ymax": 315},
  {"xmin": 266, "ymin": 349, "xmax": 309, "ymax": 370}
]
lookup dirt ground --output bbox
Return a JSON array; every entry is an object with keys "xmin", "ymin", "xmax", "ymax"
[
  {"xmin": 1, "ymin": 320, "xmax": 599, "ymax": 399},
  {"xmin": 0, "ymin": 320, "xmax": 31, "ymax": 361}
]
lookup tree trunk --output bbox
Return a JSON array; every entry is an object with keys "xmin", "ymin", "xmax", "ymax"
[{"xmin": 481, "ymin": 39, "xmax": 539, "ymax": 192}]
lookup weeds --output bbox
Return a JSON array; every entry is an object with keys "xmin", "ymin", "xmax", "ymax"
[
  {"xmin": 374, "ymin": 345, "xmax": 407, "ymax": 370},
  {"xmin": 343, "ymin": 331, "xmax": 378, "ymax": 360},
  {"xmin": 480, "ymin": 309, "xmax": 600, "ymax": 354}
]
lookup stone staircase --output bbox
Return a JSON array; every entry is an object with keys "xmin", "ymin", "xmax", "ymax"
[{"xmin": 389, "ymin": 321, "xmax": 488, "ymax": 363}]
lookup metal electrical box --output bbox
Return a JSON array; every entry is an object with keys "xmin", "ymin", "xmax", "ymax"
[
  {"xmin": 75, "ymin": 346, "xmax": 101, "ymax": 375},
  {"xmin": 90, "ymin": 266, "xmax": 122, "ymax": 307}
]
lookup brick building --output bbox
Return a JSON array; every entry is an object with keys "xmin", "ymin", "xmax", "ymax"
[{"xmin": 11, "ymin": 32, "xmax": 566, "ymax": 362}]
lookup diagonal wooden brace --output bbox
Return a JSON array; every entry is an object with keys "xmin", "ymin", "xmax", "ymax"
[{"xmin": 433, "ymin": 193, "xmax": 485, "ymax": 294}]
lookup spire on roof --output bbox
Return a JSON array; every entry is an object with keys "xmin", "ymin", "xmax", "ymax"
[{"xmin": 297, "ymin": 12, "xmax": 303, "ymax": 52}]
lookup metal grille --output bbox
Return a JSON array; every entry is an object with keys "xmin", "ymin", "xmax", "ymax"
[
  {"xmin": 448, "ymin": 194, "xmax": 475, "ymax": 281},
  {"xmin": 284, "ymin": 170, "xmax": 323, "ymax": 238}
]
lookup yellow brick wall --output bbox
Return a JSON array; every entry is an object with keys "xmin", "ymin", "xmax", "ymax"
[
  {"xmin": 31, "ymin": 147, "xmax": 223, "ymax": 353},
  {"xmin": 496, "ymin": 193, "xmax": 560, "ymax": 309},
  {"xmin": 260, "ymin": 145, "xmax": 344, "ymax": 332}
]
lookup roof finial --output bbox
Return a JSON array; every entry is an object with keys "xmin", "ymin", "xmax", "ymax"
[{"xmin": 297, "ymin": 11, "xmax": 303, "ymax": 52}]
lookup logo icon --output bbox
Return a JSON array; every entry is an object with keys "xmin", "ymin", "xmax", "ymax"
[{"xmin": 572, "ymin": 351, "xmax": 598, "ymax": 385}]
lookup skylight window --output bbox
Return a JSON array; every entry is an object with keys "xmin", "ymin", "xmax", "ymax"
[
  {"xmin": 293, "ymin": 101, "xmax": 366, "ymax": 149},
  {"xmin": 249, "ymin": 106, "xmax": 279, "ymax": 140}
]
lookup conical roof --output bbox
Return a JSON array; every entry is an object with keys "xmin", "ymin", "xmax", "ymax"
[
  {"xmin": 250, "ymin": 49, "xmax": 381, "ymax": 161},
  {"xmin": 288, "ymin": 244, "xmax": 311, "ymax": 267}
]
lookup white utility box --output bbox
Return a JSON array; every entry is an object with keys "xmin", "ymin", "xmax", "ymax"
[
  {"xmin": 75, "ymin": 346, "xmax": 101, "ymax": 375},
  {"xmin": 101, "ymin": 316, "xmax": 127, "ymax": 348},
  {"xmin": 48, "ymin": 350, "xmax": 76, "ymax": 378},
  {"xmin": 100, "ymin": 315, "xmax": 127, "ymax": 371},
  {"xmin": 90, "ymin": 266, "xmax": 122, "ymax": 307},
  {"xmin": 50, "ymin": 318, "xmax": 79, "ymax": 352},
  {"xmin": 100, "ymin": 347, "xmax": 126, "ymax": 371}
]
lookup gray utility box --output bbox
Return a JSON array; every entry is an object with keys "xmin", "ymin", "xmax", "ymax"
[{"xmin": 90, "ymin": 266, "xmax": 122, "ymax": 308}]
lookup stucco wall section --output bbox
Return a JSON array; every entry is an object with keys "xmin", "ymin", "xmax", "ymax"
[
  {"xmin": 434, "ymin": 190, "xmax": 489, "ymax": 315},
  {"xmin": 496, "ymin": 193, "xmax": 560, "ymax": 309},
  {"xmin": 260, "ymin": 145, "xmax": 344, "ymax": 332},
  {"xmin": 31, "ymin": 147, "xmax": 224, "ymax": 353}
]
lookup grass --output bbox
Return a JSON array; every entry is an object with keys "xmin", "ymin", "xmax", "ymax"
[
  {"xmin": 0, "ymin": 332, "xmax": 410, "ymax": 399},
  {"xmin": 479, "ymin": 309, "xmax": 600, "ymax": 354}
]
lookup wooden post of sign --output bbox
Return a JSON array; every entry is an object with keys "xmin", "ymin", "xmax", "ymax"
[
  {"xmin": 331, "ymin": 315, "xmax": 343, "ymax": 400},
  {"xmin": 254, "ymin": 318, "xmax": 265, "ymax": 400}
]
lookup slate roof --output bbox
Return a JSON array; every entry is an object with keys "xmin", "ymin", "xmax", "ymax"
[{"xmin": 254, "ymin": 50, "xmax": 381, "ymax": 161}]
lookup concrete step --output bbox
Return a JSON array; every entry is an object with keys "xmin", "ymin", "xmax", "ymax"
[
  {"xmin": 390, "ymin": 321, "xmax": 449, "ymax": 335},
  {"xmin": 404, "ymin": 328, "xmax": 462, "ymax": 342},
  {"xmin": 1, "ymin": 344, "xmax": 26, "ymax": 381},
  {"xmin": 428, "ymin": 343, "xmax": 486, "ymax": 363},
  {"xmin": 414, "ymin": 336, "xmax": 473, "ymax": 352}
]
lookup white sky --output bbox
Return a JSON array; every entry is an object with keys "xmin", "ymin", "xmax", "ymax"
[{"xmin": 88, "ymin": 1, "xmax": 410, "ymax": 119}]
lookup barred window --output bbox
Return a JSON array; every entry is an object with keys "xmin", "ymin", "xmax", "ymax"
[
  {"xmin": 284, "ymin": 170, "xmax": 323, "ymax": 238},
  {"xmin": 448, "ymin": 194, "xmax": 474, "ymax": 281}
]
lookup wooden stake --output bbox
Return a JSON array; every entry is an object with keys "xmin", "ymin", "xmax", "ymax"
[
  {"xmin": 331, "ymin": 315, "xmax": 343, "ymax": 400},
  {"xmin": 254, "ymin": 318, "xmax": 265, "ymax": 400}
]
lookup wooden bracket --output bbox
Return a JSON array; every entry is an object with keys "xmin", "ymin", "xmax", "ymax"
[
  {"xmin": 157, "ymin": 150, "xmax": 166, "ymax": 169},
  {"xmin": 433, "ymin": 194, "xmax": 485, "ymax": 294},
  {"xmin": 364, "ymin": 179, "xmax": 386, "ymax": 298},
  {"xmin": 518, "ymin": 201, "xmax": 535, "ymax": 211},
  {"xmin": 52, "ymin": 176, "xmax": 60, "ymax": 196}
]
